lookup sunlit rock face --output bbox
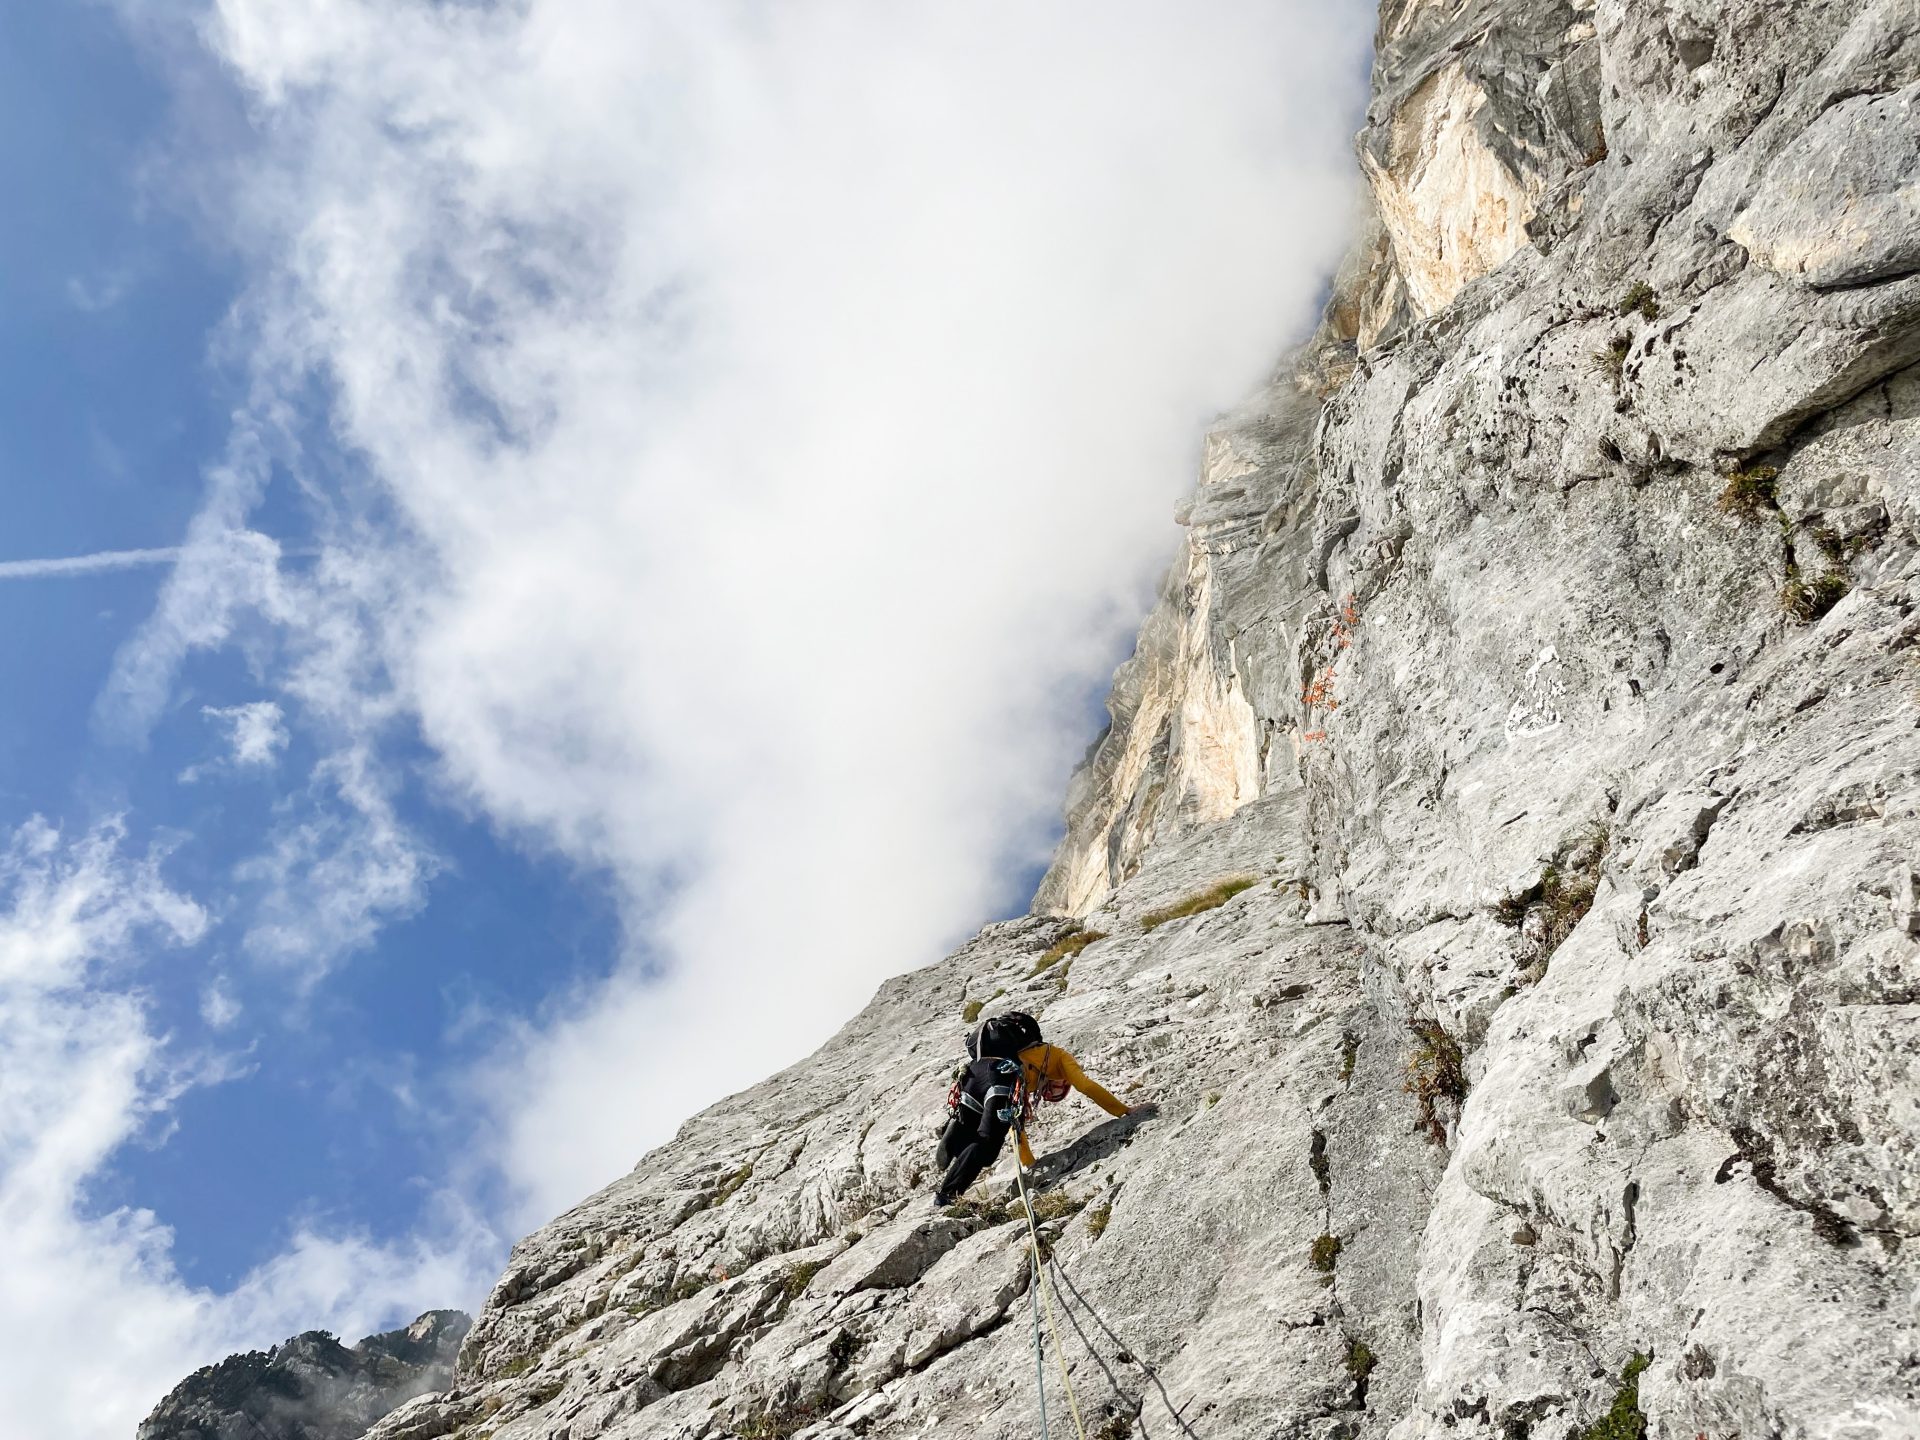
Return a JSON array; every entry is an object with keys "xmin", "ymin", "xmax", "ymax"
[{"xmin": 152, "ymin": 1, "xmax": 1920, "ymax": 1437}]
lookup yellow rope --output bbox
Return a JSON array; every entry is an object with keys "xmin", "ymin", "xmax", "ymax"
[{"xmin": 1014, "ymin": 1143, "xmax": 1089, "ymax": 1440}]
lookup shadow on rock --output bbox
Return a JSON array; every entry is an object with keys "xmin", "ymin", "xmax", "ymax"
[
  {"xmin": 1026, "ymin": 1107, "xmax": 1157, "ymax": 1190},
  {"xmin": 1047, "ymin": 1256, "xmax": 1199, "ymax": 1440}
]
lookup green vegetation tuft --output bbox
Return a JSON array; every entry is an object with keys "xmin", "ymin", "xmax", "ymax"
[
  {"xmin": 1205, "ymin": 1091, "xmax": 1222, "ymax": 1108},
  {"xmin": 1310, "ymin": 1233, "xmax": 1343, "ymax": 1272},
  {"xmin": 1592, "ymin": 333, "xmax": 1631, "ymax": 386},
  {"xmin": 782, "ymin": 1259, "xmax": 826, "ymax": 1301},
  {"xmin": 666, "ymin": 1273, "xmax": 713, "ymax": 1305},
  {"xmin": 1405, "ymin": 1018, "xmax": 1467, "ymax": 1144},
  {"xmin": 1493, "ymin": 823, "xmax": 1608, "ymax": 966},
  {"xmin": 735, "ymin": 1398, "xmax": 823, "ymax": 1440},
  {"xmin": 1339, "ymin": 1031, "xmax": 1360, "ymax": 1083},
  {"xmin": 1020, "ymin": 1190, "xmax": 1086, "ymax": 1225},
  {"xmin": 1579, "ymin": 1353, "xmax": 1651, "ymax": 1440},
  {"xmin": 497, "ymin": 1356, "xmax": 535, "ymax": 1380},
  {"xmin": 961, "ymin": 999, "xmax": 984, "ymax": 1024},
  {"xmin": 1346, "ymin": 1338, "xmax": 1376, "ymax": 1380},
  {"xmin": 1718, "ymin": 464, "xmax": 1779, "ymax": 518},
  {"xmin": 1616, "ymin": 281, "xmax": 1658, "ymax": 320},
  {"xmin": 944, "ymin": 1196, "xmax": 1013, "ymax": 1226},
  {"xmin": 708, "ymin": 1163, "xmax": 753, "ymax": 1207},
  {"xmin": 1536, "ymin": 863, "xmax": 1600, "ymax": 953},
  {"xmin": 1034, "ymin": 928, "xmax": 1107, "ymax": 974},
  {"xmin": 1782, "ymin": 566, "xmax": 1849, "ymax": 623},
  {"xmin": 1141, "ymin": 877, "xmax": 1257, "ymax": 932},
  {"xmin": 1085, "ymin": 1201, "xmax": 1113, "ymax": 1239}
]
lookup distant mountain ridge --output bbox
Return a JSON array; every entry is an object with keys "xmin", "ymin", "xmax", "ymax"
[{"xmin": 137, "ymin": 1311, "xmax": 469, "ymax": 1440}]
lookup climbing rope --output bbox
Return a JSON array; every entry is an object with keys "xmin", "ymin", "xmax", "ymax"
[
  {"xmin": 1014, "ymin": 1131, "xmax": 1089, "ymax": 1440},
  {"xmin": 1028, "ymin": 1246, "xmax": 1050, "ymax": 1440}
]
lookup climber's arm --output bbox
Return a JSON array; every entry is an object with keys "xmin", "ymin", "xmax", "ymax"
[{"xmin": 1057, "ymin": 1049, "xmax": 1131, "ymax": 1117}]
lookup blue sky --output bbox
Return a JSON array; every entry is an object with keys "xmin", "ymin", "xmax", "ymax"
[
  {"xmin": 0, "ymin": 2, "xmax": 1370, "ymax": 1434},
  {"xmin": 1, "ymin": 0, "xmax": 544, "ymax": 1286}
]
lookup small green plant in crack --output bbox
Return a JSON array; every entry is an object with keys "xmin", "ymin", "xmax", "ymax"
[
  {"xmin": 1491, "ymin": 889, "xmax": 1534, "ymax": 927},
  {"xmin": 1093, "ymin": 1412, "xmax": 1135, "ymax": 1440},
  {"xmin": 1718, "ymin": 463, "xmax": 1779, "ymax": 519},
  {"xmin": 1616, "ymin": 281, "xmax": 1658, "ymax": 321},
  {"xmin": 1591, "ymin": 333, "xmax": 1631, "ymax": 387},
  {"xmin": 708, "ymin": 1163, "xmax": 753, "ymax": 1207},
  {"xmin": 665, "ymin": 1273, "xmax": 713, "ymax": 1305},
  {"xmin": 1346, "ymin": 1338, "xmax": 1375, "ymax": 1379},
  {"xmin": 1339, "ymin": 1030, "xmax": 1360, "ymax": 1084},
  {"xmin": 1493, "ymin": 823, "xmax": 1608, "ymax": 967},
  {"xmin": 781, "ymin": 1259, "xmax": 825, "ymax": 1301},
  {"xmin": 1140, "ymin": 877, "xmax": 1257, "ymax": 932},
  {"xmin": 496, "ymin": 1356, "xmax": 536, "ymax": 1380},
  {"xmin": 735, "ymin": 1398, "xmax": 823, "ymax": 1440},
  {"xmin": 1536, "ymin": 860, "xmax": 1600, "ymax": 953},
  {"xmin": 1405, "ymin": 1018, "xmax": 1467, "ymax": 1144},
  {"xmin": 1019, "ymin": 1190, "xmax": 1085, "ymax": 1225},
  {"xmin": 1578, "ymin": 1352, "xmax": 1651, "ymax": 1440},
  {"xmin": 1033, "ymin": 928, "xmax": 1107, "ymax": 973},
  {"xmin": 944, "ymin": 1196, "xmax": 1013, "ymax": 1225},
  {"xmin": 1310, "ymin": 1233, "xmax": 1343, "ymax": 1273},
  {"xmin": 961, "ymin": 998, "xmax": 984, "ymax": 1024},
  {"xmin": 1085, "ymin": 1201, "xmax": 1113, "ymax": 1239},
  {"xmin": 1782, "ymin": 564, "xmax": 1849, "ymax": 623}
]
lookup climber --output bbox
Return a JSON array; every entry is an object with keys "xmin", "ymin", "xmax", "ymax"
[{"xmin": 933, "ymin": 1010, "xmax": 1145, "ymax": 1205}]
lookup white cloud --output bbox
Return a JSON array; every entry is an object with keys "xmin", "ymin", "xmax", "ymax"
[
  {"xmin": 119, "ymin": 0, "xmax": 1372, "ymax": 1230},
  {"xmin": 182, "ymin": 700, "xmax": 291, "ymax": 781},
  {"xmin": 237, "ymin": 745, "xmax": 437, "ymax": 976},
  {"xmin": 200, "ymin": 977, "xmax": 241, "ymax": 1029},
  {"xmin": 211, "ymin": 701, "xmax": 289, "ymax": 766},
  {"xmin": 0, "ymin": 817, "xmax": 496, "ymax": 1439}
]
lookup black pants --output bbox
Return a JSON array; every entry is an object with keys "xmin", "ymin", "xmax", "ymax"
[{"xmin": 935, "ymin": 1116, "xmax": 1008, "ymax": 1201}]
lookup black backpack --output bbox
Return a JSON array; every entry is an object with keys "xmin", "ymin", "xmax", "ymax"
[{"xmin": 968, "ymin": 1010, "xmax": 1042, "ymax": 1062}]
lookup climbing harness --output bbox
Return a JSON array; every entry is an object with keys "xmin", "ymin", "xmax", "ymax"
[{"xmin": 1014, "ymin": 1125, "xmax": 1089, "ymax": 1440}]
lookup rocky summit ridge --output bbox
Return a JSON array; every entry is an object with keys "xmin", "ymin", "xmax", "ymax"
[
  {"xmin": 145, "ymin": 0, "xmax": 1920, "ymax": 1436},
  {"xmin": 138, "ymin": 1311, "xmax": 471, "ymax": 1440}
]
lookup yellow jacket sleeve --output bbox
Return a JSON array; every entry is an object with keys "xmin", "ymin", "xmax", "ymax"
[{"xmin": 1054, "ymin": 1047, "xmax": 1131, "ymax": 1117}]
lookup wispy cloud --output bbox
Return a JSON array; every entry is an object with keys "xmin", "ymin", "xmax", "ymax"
[
  {"xmin": 180, "ymin": 701, "xmax": 291, "ymax": 782},
  {"xmin": 65, "ymin": 266, "xmax": 140, "ymax": 314},
  {"xmin": 0, "ymin": 547, "xmax": 183, "ymax": 580}
]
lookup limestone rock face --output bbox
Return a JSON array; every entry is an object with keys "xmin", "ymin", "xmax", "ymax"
[
  {"xmin": 137, "ymin": 1311, "xmax": 470, "ymax": 1440},
  {"xmin": 154, "ymin": 1, "xmax": 1920, "ymax": 1436}
]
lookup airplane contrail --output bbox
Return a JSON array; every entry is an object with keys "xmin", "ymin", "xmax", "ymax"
[{"xmin": 0, "ymin": 547, "xmax": 184, "ymax": 580}]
